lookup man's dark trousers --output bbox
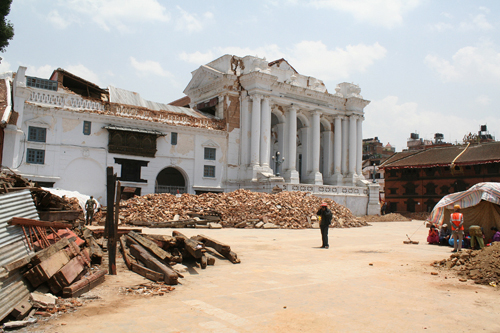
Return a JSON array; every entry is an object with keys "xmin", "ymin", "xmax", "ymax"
[{"xmin": 320, "ymin": 223, "xmax": 329, "ymax": 247}]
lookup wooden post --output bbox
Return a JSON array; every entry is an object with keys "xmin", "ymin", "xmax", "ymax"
[{"xmin": 106, "ymin": 167, "xmax": 117, "ymax": 275}]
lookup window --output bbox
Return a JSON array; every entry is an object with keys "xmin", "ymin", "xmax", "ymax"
[
  {"xmin": 83, "ymin": 121, "xmax": 91, "ymax": 135},
  {"xmin": 171, "ymin": 132, "xmax": 178, "ymax": 145},
  {"xmin": 204, "ymin": 165, "xmax": 215, "ymax": 178},
  {"xmin": 26, "ymin": 149, "xmax": 45, "ymax": 164},
  {"xmin": 28, "ymin": 126, "xmax": 46, "ymax": 142},
  {"xmin": 26, "ymin": 76, "xmax": 58, "ymax": 91},
  {"xmin": 114, "ymin": 158, "xmax": 148, "ymax": 183},
  {"xmin": 204, "ymin": 147, "xmax": 216, "ymax": 160}
]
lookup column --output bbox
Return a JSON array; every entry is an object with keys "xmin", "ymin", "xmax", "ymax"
[
  {"xmin": 321, "ymin": 128, "xmax": 332, "ymax": 182},
  {"xmin": 341, "ymin": 117, "xmax": 348, "ymax": 176},
  {"xmin": 333, "ymin": 116, "xmax": 342, "ymax": 177},
  {"xmin": 285, "ymin": 106, "xmax": 299, "ymax": 183},
  {"xmin": 260, "ymin": 96, "xmax": 271, "ymax": 170},
  {"xmin": 356, "ymin": 115, "xmax": 363, "ymax": 177},
  {"xmin": 311, "ymin": 111, "xmax": 323, "ymax": 184},
  {"xmin": 348, "ymin": 114, "xmax": 357, "ymax": 177},
  {"xmin": 250, "ymin": 94, "xmax": 262, "ymax": 168},
  {"xmin": 240, "ymin": 95, "xmax": 250, "ymax": 166}
]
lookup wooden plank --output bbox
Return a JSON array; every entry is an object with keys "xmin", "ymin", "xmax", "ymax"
[
  {"xmin": 9, "ymin": 217, "xmax": 73, "ymax": 229},
  {"xmin": 83, "ymin": 228, "xmax": 103, "ymax": 263},
  {"xmin": 129, "ymin": 244, "xmax": 179, "ymax": 285},
  {"xmin": 23, "ymin": 249, "xmax": 70, "ymax": 287},
  {"xmin": 172, "ymin": 231, "xmax": 204, "ymax": 259},
  {"xmin": 130, "ymin": 262, "xmax": 164, "ymax": 282},
  {"xmin": 128, "ymin": 231, "xmax": 174, "ymax": 262},
  {"xmin": 192, "ymin": 234, "xmax": 231, "ymax": 253},
  {"xmin": 142, "ymin": 234, "xmax": 177, "ymax": 247},
  {"xmin": 119, "ymin": 236, "xmax": 131, "ymax": 270},
  {"xmin": 106, "ymin": 167, "xmax": 117, "ymax": 275},
  {"xmin": 206, "ymin": 253, "xmax": 216, "ymax": 266},
  {"xmin": 62, "ymin": 269, "xmax": 107, "ymax": 298},
  {"xmin": 200, "ymin": 254, "xmax": 207, "ymax": 269},
  {"xmin": 49, "ymin": 255, "xmax": 87, "ymax": 293}
]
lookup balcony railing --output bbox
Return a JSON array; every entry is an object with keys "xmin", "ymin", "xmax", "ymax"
[{"xmin": 155, "ymin": 185, "xmax": 187, "ymax": 195}]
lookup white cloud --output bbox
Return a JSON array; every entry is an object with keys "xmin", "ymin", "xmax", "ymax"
[
  {"xmin": 175, "ymin": 6, "xmax": 214, "ymax": 33},
  {"xmin": 429, "ymin": 22, "xmax": 452, "ymax": 32},
  {"xmin": 364, "ymin": 96, "xmax": 498, "ymax": 151},
  {"xmin": 459, "ymin": 14, "xmax": 493, "ymax": 31},
  {"xmin": 26, "ymin": 65, "xmax": 54, "ymax": 79},
  {"xmin": 56, "ymin": 0, "xmax": 170, "ymax": 32},
  {"xmin": 47, "ymin": 10, "xmax": 70, "ymax": 29},
  {"xmin": 179, "ymin": 41, "xmax": 386, "ymax": 81},
  {"xmin": 309, "ymin": 0, "xmax": 421, "ymax": 28},
  {"xmin": 476, "ymin": 94, "xmax": 491, "ymax": 106},
  {"xmin": 0, "ymin": 59, "xmax": 12, "ymax": 74},
  {"xmin": 425, "ymin": 42, "xmax": 500, "ymax": 82},
  {"xmin": 66, "ymin": 64, "xmax": 101, "ymax": 86},
  {"xmin": 288, "ymin": 41, "xmax": 386, "ymax": 80},
  {"xmin": 130, "ymin": 57, "xmax": 172, "ymax": 77}
]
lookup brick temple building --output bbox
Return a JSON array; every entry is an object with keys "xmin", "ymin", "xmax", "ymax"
[{"xmin": 380, "ymin": 141, "xmax": 500, "ymax": 213}]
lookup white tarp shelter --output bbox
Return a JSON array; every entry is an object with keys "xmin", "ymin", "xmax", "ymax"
[{"xmin": 428, "ymin": 182, "xmax": 500, "ymax": 240}]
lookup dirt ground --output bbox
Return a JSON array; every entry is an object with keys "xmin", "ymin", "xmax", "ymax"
[{"xmin": 26, "ymin": 221, "xmax": 500, "ymax": 333}]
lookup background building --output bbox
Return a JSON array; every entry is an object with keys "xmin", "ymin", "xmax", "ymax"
[{"xmin": 1, "ymin": 55, "xmax": 380, "ymax": 215}]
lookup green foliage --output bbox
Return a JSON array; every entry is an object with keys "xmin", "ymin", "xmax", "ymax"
[{"xmin": 0, "ymin": 0, "xmax": 14, "ymax": 53}]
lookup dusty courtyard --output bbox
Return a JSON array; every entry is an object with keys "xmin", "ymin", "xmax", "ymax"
[{"xmin": 30, "ymin": 221, "xmax": 500, "ymax": 333}]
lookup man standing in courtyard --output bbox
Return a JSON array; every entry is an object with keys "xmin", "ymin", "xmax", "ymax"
[
  {"xmin": 317, "ymin": 202, "xmax": 333, "ymax": 249},
  {"xmin": 450, "ymin": 204, "xmax": 464, "ymax": 252},
  {"xmin": 85, "ymin": 196, "xmax": 97, "ymax": 226}
]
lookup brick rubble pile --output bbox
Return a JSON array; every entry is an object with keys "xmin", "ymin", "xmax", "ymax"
[
  {"xmin": 119, "ymin": 189, "xmax": 368, "ymax": 229},
  {"xmin": 432, "ymin": 242, "xmax": 500, "ymax": 285}
]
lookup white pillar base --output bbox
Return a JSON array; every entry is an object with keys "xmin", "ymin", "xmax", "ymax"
[
  {"xmin": 367, "ymin": 183, "xmax": 381, "ymax": 215},
  {"xmin": 284, "ymin": 169, "xmax": 300, "ymax": 184},
  {"xmin": 327, "ymin": 173, "xmax": 343, "ymax": 185},
  {"xmin": 313, "ymin": 171, "xmax": 323, "ymax": 185}
]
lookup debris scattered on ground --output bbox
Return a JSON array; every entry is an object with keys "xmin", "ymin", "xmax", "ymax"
[
  {"xmin": 359, "ymin": 213, "xmax": 411, "ymax": 222},
  {"xmin": 431, "ymin": 242, "xmax": 500, "ymax": 285},
  {"xmin": 113, "ymin": 189, "xmax": 368, "ymax": 229},
  {"xmin": 119, "ymin": 282, "xmax": 175, "ymax": 296},
  {"xmin": 400, "ymin": 212, "xmax": 430, "ymax": 221}
]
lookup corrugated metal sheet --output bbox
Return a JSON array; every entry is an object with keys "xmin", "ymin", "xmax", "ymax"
[
  {"xmin": 0, "ymin": 190, "xmax": 37, "ymax": 321},
  {"xmin": 108, "ymin": 85, "xmax": 204, "ymax": 118}
]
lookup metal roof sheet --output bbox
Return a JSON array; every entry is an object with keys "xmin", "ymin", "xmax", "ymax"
[
  {"xmin": 108, "ymin": 85, "xmax": 204, "ymax": 118},
  {"xmin": 0, "ymin": 190, "xmax": 37, "ymax": 321}
]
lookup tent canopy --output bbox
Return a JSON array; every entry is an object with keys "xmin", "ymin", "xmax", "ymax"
[{"xmin": 428, "ymin": 182, "xmax": 500, "ymax": 240}]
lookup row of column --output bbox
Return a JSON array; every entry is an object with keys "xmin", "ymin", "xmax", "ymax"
[{"xmin": 241, "ymin": 93, "xmax": 364, "ymax": 184}]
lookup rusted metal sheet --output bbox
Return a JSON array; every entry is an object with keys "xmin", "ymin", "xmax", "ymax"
[{"xmin": 0, "ymin": 190, "xmax": 37, "ymax": 321}]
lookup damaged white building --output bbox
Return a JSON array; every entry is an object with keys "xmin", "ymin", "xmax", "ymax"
[{"xmin": 0, "ymin": 55, "xmax": 379, "ymax": 215}]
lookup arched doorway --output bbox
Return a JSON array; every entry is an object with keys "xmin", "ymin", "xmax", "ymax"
[{"xmin": 155, "ymin": 167, "xmax": 187, "ymax": 194}]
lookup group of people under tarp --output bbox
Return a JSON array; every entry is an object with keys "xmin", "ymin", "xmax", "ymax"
[{"xmin": 427, "ymin": 204, "xmax": 500, "ymax": 251}]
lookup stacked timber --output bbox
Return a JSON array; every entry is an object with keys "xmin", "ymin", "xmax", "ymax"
[
  {"xmin": 120, "ymin": 231, "xmax": 240, "ymax": 284},
  {"xmin": 119, "ymin": 189, "xmax": 367, "ymax": 229}
]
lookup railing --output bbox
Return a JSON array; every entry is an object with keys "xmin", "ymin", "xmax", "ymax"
[
  {"xmin": 155, "ymin": 185, "xmax": 187, "ymax": 195},
  {"xmin": 279, "ymin": 183, "xmax": 369, "ymax": 196},
  {"xmin": 28, "ymin": 90, "xmax": 105, "ymax": 111}
]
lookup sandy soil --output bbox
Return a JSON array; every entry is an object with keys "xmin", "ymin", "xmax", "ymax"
[{"xmin": 25, "ymin": 220, "xmax": 500, "ymax": 333}]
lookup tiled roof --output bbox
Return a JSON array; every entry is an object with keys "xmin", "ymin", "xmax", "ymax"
[{"xmin": 381, "ymin": 142, "xmax": 500, "ymax": 169}]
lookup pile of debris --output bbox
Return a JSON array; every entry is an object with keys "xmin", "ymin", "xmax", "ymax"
[
  {"xmin": 120, "ymin": 230, "xmax": 240, "ymax": 285},
  {"xmin": 359, "ymin": 213, "xmax": 411, "ymax": 222},
  {"xmin": 431, "ymin": 242, "xmax": 500, "ymax": 285},
  {"xmin": 116, "ymin": 190, "xmax": 367, "ymax": 229},
  {"xmin": 119, "ymin": 282, "xmax": 175, "ymax": 296}
]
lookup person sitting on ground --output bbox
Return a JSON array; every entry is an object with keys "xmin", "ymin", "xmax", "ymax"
[
  {"xmin": 469, "ymin": 225, "xmax": 485, "ymax": 250},
  {"xmin": 427, "ymin": 225, "xmax": 439, "ymax": 244},
  {"xmin": 491, "ymin": 226, "xmax": 500, "ymax": 242},
  {"xmin": 439, "ymin": 224, "xmax": 451, "ymax": 246}
]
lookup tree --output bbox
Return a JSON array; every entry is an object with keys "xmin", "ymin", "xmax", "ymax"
[{"xmin": 0, "ymin": 0, "xmax": 14, "ymax": 55}]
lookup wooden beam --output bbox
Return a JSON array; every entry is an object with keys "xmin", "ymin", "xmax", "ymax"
[
  {"xmin": 129, "ymin": 243, "xmax": 179, "ymax": 285},
  {"xmin": 9, "ymin": 217, "xmax": 73, "ymax": 229},
  {"xmin": 119, "ymin": 236, "xmax": 131, "ymax": 270},
  {"xmin": 128, "ymin": 231, "xmax": 174, "ymax": 262},
  {"xmin": 106, "ymin": 166, "xmax": 117, "ymax": 275},
  {"xmin": 172, "ymin": 231, "xmax": 204, "ymax": 259},
  {"xmin": 130, "ymin": 262, "xmax": 164, "ymax": 282}
]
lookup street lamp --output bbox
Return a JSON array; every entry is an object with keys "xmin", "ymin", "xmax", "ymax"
[
  {"xmin": 272, "ymin": 151, "xmax": 285, "ymax": 176},
  {"xmin": 372, "ymin": 161, "xmax": 377, "ymax": 183}
]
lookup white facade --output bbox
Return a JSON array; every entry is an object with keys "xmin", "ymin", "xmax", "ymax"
[{"xmin": 2, "ymin": 55, "xmax": 379, "ymax": 215}]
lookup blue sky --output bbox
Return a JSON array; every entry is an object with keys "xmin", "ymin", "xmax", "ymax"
[{"xmin": 2, "ymin": 0, "xmax": 499, "ymax": 151}]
